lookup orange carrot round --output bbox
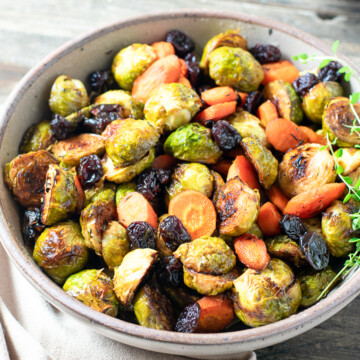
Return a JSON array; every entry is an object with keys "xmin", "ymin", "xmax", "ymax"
[
  {"xmin": 227, "ymin": 155, "xmax": 260, "ymax": 190},
  {"xmin": 151, "ymin": 41, "xmax": 175, "ymax": 58},
  {"xmin": 299, "ymin": 126, "xmax": 327, "ymax": 145},
  {"xmin": 257, "ymin": 100, "xmax": 278, "ymax": 127},
  {"xmin": 261, "ymin": 60, "xmax": 300, "ymax": 85},
  {"xmin": 257, "ymin": 202, "xmax": 282, "ymax": 236},
  {"xmin": 194, "ymin": 101, "xmax": 237, "ymax": 124},
  {"xmin": 201, "ymin": 86, "xmax": 238, "ymax": 106},
  {"xmin": 74, "ymin": 174, "xmax": 84, "ymax": 213},
  {"xmin": 179, "ymin": 58, "xmax": 188, "ymax": 77},
  {"xmin": 266, "ymin": 184, "xmax": 289, "ymax": 214},
  {"xmin": 238, "ymin": 92, "xmax": 247, "ymax": 107},
  {"xmin": 151, "ymin": 154, "xmax": 178, "ymax": 170}
]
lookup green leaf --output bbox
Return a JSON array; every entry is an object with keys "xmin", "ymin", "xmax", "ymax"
[
  {"xmin": 350, "ymin": 92, "xmax": 360, "ymax": 104},
  {"xmin": 319, "ymin": 59, "xmax": 331, "ymax": 68},
  {"xmin": 354, "ymin": 144, "xmax": 360, "ymax": 149},
  {"xmin": 319, "ymin": 145, "xmax": 329, "ymax": 151},
  {"xmin": 299, "ymin": 53, "xmax": 309, "ymax": 60},
  {"xmin": 292, "ymin": 55, "xmax": 299, "ymax": 61},
  {"xmin": 332, "ymin": 40, "xmax": 340, "ymax": 54},
  {"xmin": 335, "ymin": 148, "xmax": 343, "ymax": 157},
  {"xmin": 344, "ymin": 193, "xmax": 352, "ymax": 203},
  {"xmin": 343, "ymin": 176, "xmax": 353, "ymax": 185},
  {"xmin": 345, "ymin": 71, "xmax": 352, "ymax": 82},
  {"xmin": 349, "ymin": 237, "xmax": 360, "ymax": 243},
  {"xmin": 336, "ymin": 164, "xmax": 344, "ymax": 174},
  {"xmin": 355, "ymin": 178, "xmax": 360, "ymax": 188},
  {"xmin": 338, "ymin": 66, "xmax": 350, "ymax": 74},
  {"xmin": 331, "ymin": 138, "xmax": 338, "ymax": 145}
]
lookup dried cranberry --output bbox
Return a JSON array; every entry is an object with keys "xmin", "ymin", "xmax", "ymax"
[
  {"xmin": 293, "ymin": 73, "xmax": 320, "ymax": 97},
  {"xmin": 88, "ymin": 70, "xmax": 115, "ymax": 94},
  {"xmin": 159, "ymin": 215, "xmax": 191, "ymax": 252},
  {"xmin": 137, "ymin": 168, "xmax": 171, "ymax": 201},
  {"xmin": 78, "ymin": 154, "xmax": 103, "ymax": 189},
  {"xmin": 249, "ymin": 44, "xmax": 281, "ymax": 64},
  {"xmin": 300, "ymin": 231, "xmax": 329, "ymax": 270},
  {"xmin": 244, "ymin": 91, "xmax": 264, "ymax": 114},
  {"xmin": 318, "ymin": 61, "xmax": 343, "ymax": 83},
  {"xmin": 175, "ymin": 302, "xmax": 200, "ymax": 333},
  {"xmin": 166, "ymin": 30, "xmax": 195, "ymax": 58},
  {"xmin": 184, "ymin": 52, "xmax": 200, "ymax": 87},
  {"xmin": 50, "ymin": 114, "xmax": 74, "ymax": 140},
  {"xmin": 156, "ymin": 256, "xmax": 184, "ymax": 288},
  {"xmin": 127, "ymin": 221, "xmax": 156, "ymax": 250},
  {"xmin": 22, "ymin": 208, "xmax": 45, "ymax": 243},
  {"xmin": 280, "ymin": 214, "xmax": 308, "ymax": 242},
  {"xmin": 211, "ymin": 120, "xmax": 242, "ymax": 151}
]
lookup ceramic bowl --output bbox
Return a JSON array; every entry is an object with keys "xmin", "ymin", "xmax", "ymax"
[{"xmin": 0, "ymin": 10, "xmax": 359, "ymax": 358}]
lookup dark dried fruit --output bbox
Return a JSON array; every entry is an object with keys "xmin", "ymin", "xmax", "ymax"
[
  {"xmin": 137, "ymin": 168, "xmax": 171, "ymax": 201},
  {"xmin": 211, "ymin": 120, "xmax": 242, "ymax": 151},
  {"xmin": 78, "ymin": 154, "xmax": 104, "ymax": 189},
  {"xmin": 300, "ymin": 231, "xmax": 329, "ymax": 270},
  {"xmin": 159, "ymin": 215, "xmax": 191, "ymax": 252},
  {"xmin": 166, "ymin": 30, "xmax": 195, "ymax": 58},
  {"xmin": 280, "ymin": 214, "xmax": 308, "ymax": 242},
  {"xmin": 156, "ymin": 256, "xmax": 184, "ymax": 288},
  {"xmin": 50, "ymin": 114, "xmax": 74, "ymax": 140},
  {"xmin": 175, "ymin": 302, "xmax": 200, "ymax": 333},
  {"xmin": 88, "ymin": 70, "xmax": 115, "ymax": 94},
  {"xmin": 127, "ymin": 221, "xmax": 156, "ymax": 250},
  {"xmin": 318, "ymin": 61, "xmax": 343, "ymax": 83},
  {"xmin": 293, "ymin": 73, "xmax": 320, "ymax": 97},
  {"xmin": 184, "ymin": 52, "xmax": 200, "ymax": 87},
  {"xmin": 249, "ymin": 44, "xmax": 281, "ymax": 64},
  {"xmin": 243, "ymin": 91, "xmax": 264, "ymax": 114},
  {"xmin": 22, "ymin": 208, "xmax": 45, "ymax": 243}
]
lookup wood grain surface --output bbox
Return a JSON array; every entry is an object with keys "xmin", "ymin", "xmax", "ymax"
[{"xmin": 1, "ymin": 1, "xmax": 359, "ymax": 359}]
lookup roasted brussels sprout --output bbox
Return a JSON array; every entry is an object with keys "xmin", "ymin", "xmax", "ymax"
[
  {"xmin": 247, "ymin": 223, "xmax": 263, "ymax": 239},
  {"xmin": 84, "ymin": 184, "xmax": 115, "ymax": 207},
  {"xmin": 335, "ymin": 147, "xmax": 360, "ymax": 175},
  {"xmin": 211, "ymin": 170, "xmax": 225, "ymax": 204},
  {"xmin": 19, "ymin": 121, "xmax": 55, "ymax": 154},
  {"xmin": 163, "ymin": 123, "xmax": 222, "ymax": 164},
  {"xmin": 63, "ymin": 269, "xmax": 119, "ymax": 316},
  {"xmin": 278, "ymin": 143, "xmax": 336, "ymax": 198},
  {"xmin": 174, "ymin": 236, "xmax": 236, "ymax": 275},
  {"xmin": 134, "ymin": 285, "xmax": 175, "ymax": 330},
  {"xmin": 163, "ymin": 286, "xmax": 201, "ymax": 309},
  {"xmin": 5, "ymin": 150, "xmax": 58, "ymax": 207},
  {"xmin": 263, "ymin": 80, "xmax": 303, "ymax": 124},
  {"xmin": 208, "ymin": 46, "xmax": 263, "ymax": 92},
  {"xmin": 112, "ymin": 44, "xmax": 157, "ymax": 90},
  {"xmin": 302, "ymin": 217, "xmax": 323, "ymax": 237},
  {"xmin": 33, "ymin": 221, "xmax": 88, "ymax": 284},
  {"xmin": 49, "ymin": 75, "xmax": 89, "ymax": 117},
  {"xmin": 144, "ymin": 83, "xmax": 201, "ymax": 133},
  {"xmin": 113, "ymin": 248, "xmax": 158, "ymax": 306},
  {"xmin": 115, "ymin": 182, "xmax": 137, "ymax": 206},
  {"xmin": 324, "ymin": 81, "xmax": 344, "ymax": 97},
  {"xmin": 232, "ymin": 258, "xmax": 302, "ymax": 327}
]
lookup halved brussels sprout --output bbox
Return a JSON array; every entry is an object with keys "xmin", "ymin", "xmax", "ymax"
[
  {"xmin": 299, "ymin": 267, "xmax": 337, "ymax": 307},
  {"xmin": 112, "ymin": 44, "xmax": 157, "ymax": 91},
  {"xmin": 80, "ymin": 199, "xmax": 117, "ymax": 255},
  {"xmin": 335, "ymin": 147, "xmax": 360, "ymax": 175},
  {"xmin": 63, "ymin": 269, "xmax": 119, "ymax": 316},
  {"xmin": 50, "ymin": 134, "xmax": 105, "ymax": 167},
  {"xmin": 49, "ymin": 75, "xmax": 89, "ymax": 117},
  {"xmin": 174, "ymin": 236, "xmax": 236, "ymax": 275},
  {"xmin": 113, "ymin": 248, "xmax": 158, "ymax": 306},
  {"xmin": 322, "ymin": 97, "xmax": 360, "ymax": 147},
  {"xmin": 200, "ymin": 29, "xmax": 247, "ymax": 72},
  {"xmin": 33, "ymin": 221, "xmax": 88, "ymax": 284},
  {"xmin": 208, "ymin": 46, "xmax": 263, "ymax": 92},
  {"xmin": 211, "ymin": 170, "xmax": 225, "ymax": 204},
  {"xmin": 325, "ymin": 81, "xmax": 344, "ymax": 97},
  {"xmin": 115, "ymin": 182, "xmax": 137, "ymax": 206},
  {"xmin": 278, "ymin": 143, "xmax": 336, "ymax": 198},
  {"xmin": 144, "ymin": 83, "xmax": 201, "ymax": 133},
  {"xmin": 303, "ymin": 217, "xmax": 323, "ymax": 237},
  {"xmin": 263, "ymin": 80, "xmax": 303, "ymax": 124},
  {"xmin": 65, "ymin": 104, "xmax": 95, "ymax": 127},
  {"xmin": 232, "ymin": 258, "xmax": 301, "ymax": 327},
  {"xmin": 241, "ymin": 137, "xmax": 278, "ymax": 190},
  {"xmin": 164, "ymin": 123, "xmax": 222, "ymax": 164},
  {"xmin": 94, "ymin": 90, "xmax": 144, "ymax": 119},
  {"xmin": 105, "ymin": 119, "xmax": 159, "ymax": 166},
  {"xmin": 84, "ymin": 184, "xmax": 116, "ymax": 207},
  {"xmin": 5, "ymin": 150, "xmax": 58, "ymax": 207},
  {"xmin": 134, "ymin": 285, "xmax": 175, "ymax": 330},
  {"xmin": 19, "ymin": 121, "xmax": 55, "ymax": 154},
  {"xmin": 247, "ymin": 223, "xmax": 263, "ymax": 239},
  {"xmin": 41, "ymin": 165, "xmax": 79, "ymax": 226}
]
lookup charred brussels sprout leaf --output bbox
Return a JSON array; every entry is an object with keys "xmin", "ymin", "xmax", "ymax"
[
  {"xmin": 19, "ymin": 121, "xmax": 55, "ymax": 154},
  {"xmin": 211, "ymin": 170, "xmax": 225, "ymax": 204}
]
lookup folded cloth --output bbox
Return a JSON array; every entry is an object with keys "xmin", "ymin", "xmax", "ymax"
[{"xmin": 0, "ymin": 243, "xmax": 256, "ymax": 360}]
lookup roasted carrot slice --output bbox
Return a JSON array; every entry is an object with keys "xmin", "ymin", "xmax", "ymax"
[
  {"xmin": 179, "ymin": 58, "xmax": 188, "ymax": 77},
  {"xmin": 74, "ymin": 174, "xmax": 84, "ymax": 213},
  {"xmin": 211, "ymin": 159, "xmax": 232, "ymax": 176},
  {"xmin": 266, "ymin": 184, "xmax": 289, "ymax": 213},
  {"xmin": 151, "ymin": 41, "xmax": 175, "ymax": 58},
  {"xmin": 257, "ymin": 100, "xmax": 278, "ymax": 127},
  {"xmin": 238, "ymin": 92, "xmax": 247, "ymax": 107},
  {"xmin": 132, "ymin": 54, "xmax": 181, "ymax": 103},
  {"xmin": 117, "ymin": 191, "xmax": 158, "ymax": 229},
  {"xmin": 151, "ymin": 154, "xmax": 178, "ymax": 170},
  {"xmin": 194, "ymin": 101, "xmax": 237, "ymax": 124},
  {"xmin": 168, "ymin": 189, "xmax": 216, "ymax": 240},
  {"xmin": 299, "ymin": 126, "xmax": 327, "ymax": 145},
  {"xmin": 201, "ymin": 86, "xmax": 238, "ymax": 106},
  {"xmin": 227, "ymin": 155, "xmax": 260, "ymax": 191},
  {"xmin": 234, "ymin": 233, "xmax": 270, "ymax": 271},
  {"xmin": 265, "ymin": 118, "xmax": 306, "ymax": 153},
  {"xmin": 257, "ymin": 202, "xmax": 282, "ymax": 236},
  {"xmin": 261, "ymin": 60, "xmax": 300, "ymax": 85},
  {"xmin": 284, "ymin": 183, "xmax": 346, "ymax": 219}
]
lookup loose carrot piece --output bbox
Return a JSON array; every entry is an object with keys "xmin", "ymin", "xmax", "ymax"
[
  {"xmin": 151, "ymin": 154, "xmax": 178, "ymax": 170},
  {"xmin": 196, "ymin": 295, "xmax": 234, "ymax": 333},
  {"xmin": 257, "ymin": 100, "xmax": 278, "ymax": 127},
  {"xmin": 265, "ymin": 118, "xmax": 306, "ymax": 152},
  {"xmin": 117, "ymin": 192, "xmax": 158, "ymax": 229},
  {"xmin": 266, "ymin": 184, "xmax": 289, "ymax": 213},
  {"xmin": 194, "ymin": 101, "xmax": 237, "ymax": 124},
  {"xmin": 257, "ymin": 202, "xmax": 282, "ymax": 236},
  {"xmin": 238, "ymin": 92, "xmax": 247, "ymax": 107},
  {"xmin": 234, "ymin": 233, "xmax": 270, "ymax": 271},
  {"xmin": 151, "ymin": 41, "xmax": 175, "ymax": 58},
  {"xmin": 179, "ymin": 58, "xmax": 188, "ymax": 77},
  {"xmin": 261, "ymin": 60, "xmax": 300, "ymax": 85},
  {"xmin": 299, "ymin": 126, "xmax": 327, "ymax": 145},
  {"xmin": 201, "ymin": 86, "xmax": 238, "ymax": 106},
  {"xmin": 211, "ymin": 159, "xmax": 232, "ymax": 176},
  {"xmin": 74, "ymin": 174, "xmax": 84, "ymax": 213},
  {"xmin": 284, "ymin": 183, "xmax": 346, "ymax": 219},
  {"xmin": 132, "ymin": 54, "xmax": 181, "ymax": 103},
  {"xmin": 168, "ymin": 189, "xmax": 216, "ymax": 240},
  {"xmin": 176, "ymin": 76, "xmax": 192, "ymax": 88},
  {"xmin": 227, "ymin": 155, "xmax": 260, "ymax": 190}
]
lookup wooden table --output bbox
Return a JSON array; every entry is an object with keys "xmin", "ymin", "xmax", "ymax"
[{"xmin": 1, "ymin": 1, "xmax": 359, "ymax": 359}]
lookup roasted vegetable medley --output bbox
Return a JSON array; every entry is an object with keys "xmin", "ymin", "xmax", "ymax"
[{"xmin": 7, "ymin": 28, "xmax": 359, "ymax": 333}]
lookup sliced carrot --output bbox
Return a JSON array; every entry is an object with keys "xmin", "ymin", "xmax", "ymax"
[
  {"xmin": 74, "ymin": 174, "xmax": 84, "ymax": 213},
  {"xmin": 299, "ymin": 126, "xmax": 327, "ymax": 145},
  {"xmin": 257, "ymin": 202, "xmax": 282, "ymax": 236},
  {"xmin": 117, "ymin": 191, "xmax": 158, "ymax": 229},
  {"xmin": 201, "ymin": 86, "xmax": 238, "ymax": 106},
  {"xmin": 238, "ymin": 92, "xmax": 247, "ymax": 107},
  {"xmin": 179, "ymin": 58, "xmax": 188, "ymax": 77},
  {"xmin": 151, "ymin": 154, "xmax": 178, "ymax": 170},
  {"xmin": 168, "ymin": 189, "xmax": 216, "ymax": 240},
  {"xmin": 211, "ymin": 159, "xmax": 232, "ymax": 176},
  {"xmin": 196, "ymin": 295, "xmax": 234, "ymax": 333},
  {"xmin": 257, "ymin": 100, "xmax": 278, "ymax": 127},
  {"xmin": 234, "ymin": 233, "xmax": 270, "ymax": 271},
  {"xmin": 284, "ymin": 183, "xmax": 346, "ymax": 219},
  {"xmin": 266, "ymin": 184, "xmax": 289, "ymax": 214},
  {"xmin": 132, "ymin": 54, "xmax": 181, "ymax": 103},
  {"xmin": 265, "ymin": 118, "xmax": 306, "ymax": 152},
  {"xmin": 227, "ymin": 155, "xmax": 260, "ymax": 190},
  {"xmin": 261, "ymin": 60, "xmax": 300, "ymax": 85},
  {"xmin": 194, "ymin": 101, "xmax": 237, "ymax": 124},
  {"xmin": 151, "ymin": 41, "xmax": 175, "ymax": 58},
  {"xmin": 176, "ymin": 76, "xmax": 192, "ymax": 88}
]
